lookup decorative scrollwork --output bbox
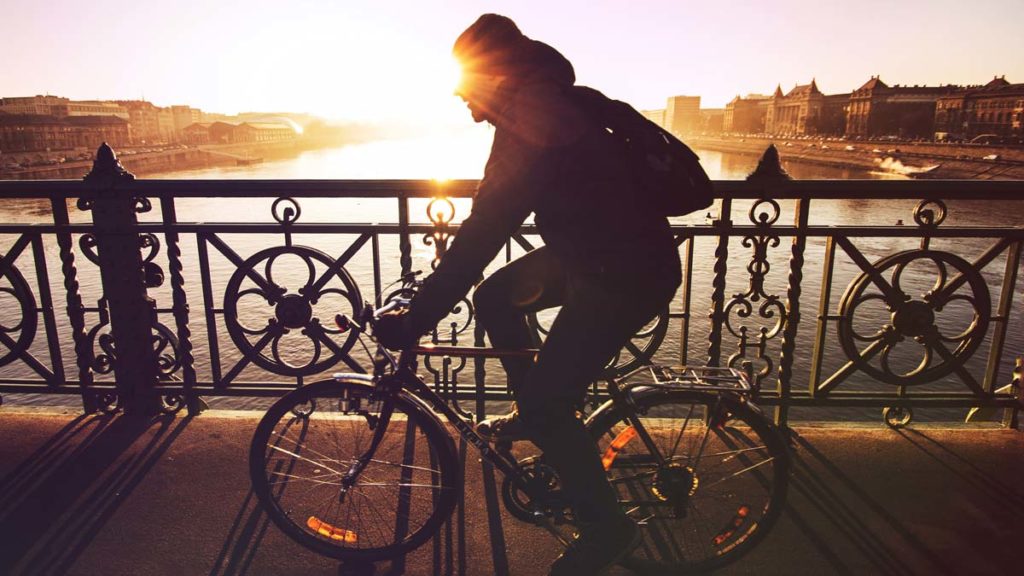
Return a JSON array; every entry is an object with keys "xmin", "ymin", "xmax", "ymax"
[
  {"xmin": 424, "ymin": 196, "xmax": 455, "ymax": 269},
  {"xmin": 95, "ymin": 391, "xmax": 121, "ymax": 414},
  {"xmin": 79, "ymin": 234, "xmax": 100, "ymax": 265},
  {"xmin": 0, "ymin": 260, "xmax": 38, "ymax": 369},
  {"xmin": 139, "ymin": 233, "xmax": 161, "ymax": 263},
  {"xmin": 749, "ymin": 198, "xmax": 781, "ymax": 227},
  {"xmin": 271, "ymin": 197, "xmax": 302, "ymax": 225},
  {"xmin": 721, "ymin": 200, "xmax": 787, "ymax": 384},
  {"xmin": 160, "ymin": 394, "xmax": 186, "ymax": 415},
  {"xmin": 837, "ymin": 249, "xmax": 990, "ymax": 387},
  {"xmin": 133, "ymin": 196, "xmax": 152, "ymax": 214},
  {"xmin": 913, "ymin": 199, "xmax": 947, "ymax": 228},
  {"xmin": 223, "ymin": 245, "xmax": 364, "ymax": 376},
  {"xmin": 85, "ymin": 317, "xmax": 181, "ymax": 379},
  {"xmin": 153, "ymin": 323, "xmax": 181, "ymax": 379}
]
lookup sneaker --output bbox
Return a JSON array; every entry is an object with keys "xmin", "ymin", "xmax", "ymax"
[
  {"xmin": 475, "ymin": 407, "xmax": 530, "ymax": 441},
  {"xmin": 549, "ymin": 515, "xmax": 640, "ymax": 575}
]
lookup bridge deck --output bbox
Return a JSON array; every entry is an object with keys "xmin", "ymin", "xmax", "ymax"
[{"xmin": 0, "ymin": 409, "xmax": 1021, "ymax": 575}]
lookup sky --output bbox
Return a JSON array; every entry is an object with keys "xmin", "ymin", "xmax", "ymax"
[{"xmin": 2, "ymin": 0, "xmax": 1023, "ymax": 125}]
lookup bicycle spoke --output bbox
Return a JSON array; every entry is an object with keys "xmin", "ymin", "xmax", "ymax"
[
  {"xmin": 268, "ymin": 444, "xmax": 345, "ymax": 475},
  {"xmin": 668, "ymin": 402, "xmax": 697, "ymax": 460},
  {"xmin": 700, "ymin": 456, "xmax": 776, "ymax": 491}
]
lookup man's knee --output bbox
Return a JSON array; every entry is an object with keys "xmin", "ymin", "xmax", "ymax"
[{"xmin": 471, "ymin": 278, "xmax": 504, "ymax": 324}]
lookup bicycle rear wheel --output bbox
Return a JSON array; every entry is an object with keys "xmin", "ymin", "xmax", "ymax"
[
  {"xmin": 587, "ymin": 389, "xmax": 789, "ymax": 574},
  {"xmin": 249, "ymin": 378, "xmax": 460, "ymax": 561}
]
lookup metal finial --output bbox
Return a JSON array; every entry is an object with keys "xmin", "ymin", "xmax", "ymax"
[
  {"xmin": 84, "ymin": 142, "xmax": 134, "ymax": 182},
  {"xmin": 747, "ymin": 144, "xmax": 792, "ymax": 181}
]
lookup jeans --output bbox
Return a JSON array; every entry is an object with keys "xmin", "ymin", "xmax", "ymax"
[{"xmin": 473, "ymin": 245, "xmax": 680, "ymax": 523}]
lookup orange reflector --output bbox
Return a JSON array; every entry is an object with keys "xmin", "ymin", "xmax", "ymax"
[
  {"xmin": 602, "ymin": 426, "xmax": 638, "ymax": 470},
  {"xmin": 307, "ymin": 516, "xmax": 358, "ymax": 543},
  {"xmin": 713, "ymin": 505, "xmax": 752, "ymax": 546}
]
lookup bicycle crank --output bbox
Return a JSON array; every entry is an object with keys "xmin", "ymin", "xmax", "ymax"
[{"xmin": 501, "ymin": 456, "xmax": 572, "ymax": 524}]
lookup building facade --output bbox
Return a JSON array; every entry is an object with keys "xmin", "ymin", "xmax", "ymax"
[
  {"xmin": 641, "ymin": 108, "xmax": 666, "ymax": 128},
  {"xmin": 664, "ymin": 96, "xmax": 701, "ymax": 136},
  {"xmin": 723, "ymin": 94, "xmax": 771, "ymax": 133},
  {"xmin": 764, "ymin": 81, "xmax": 847, "ymax": 136},
  {"xmin": 846, "ymin": 77, "xmax": 957, "ymax": 139},
  {"xmin": 0, "ymin": 114, "xmax": 128, "ymax": 152},
  {"xmin": 66, "ymin": 101, "xmax": 129, "ymax": 119},
  {"xmin": 0, "ymin": 95, "xmax": 71, "ymax": 116},
  {"xmin": 934, "ymin": 77, "xmax": 1024, "ymax": 141},
  {"xmin": 116, "ymin": 100, "xmax": 163, "ymax": 144}
]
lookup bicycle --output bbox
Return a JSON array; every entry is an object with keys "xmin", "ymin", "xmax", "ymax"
[{"xmin": 249, "ymin": 281, "xmax": 791, "ymax": 574}]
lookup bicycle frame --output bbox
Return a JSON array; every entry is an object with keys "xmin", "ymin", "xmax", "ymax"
[{"xmin": 356, "ymin": 343, "xmax": 545, "ymax": 498}]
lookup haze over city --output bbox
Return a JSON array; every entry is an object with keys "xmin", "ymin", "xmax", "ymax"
[{"xmin": 3, "ymin": 0, "xmax": 1023, "ymax": 125}]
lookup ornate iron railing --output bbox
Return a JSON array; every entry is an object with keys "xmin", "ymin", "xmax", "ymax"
[{"xmin": 0, "ymin": 144, "xmax": 1021, "ymax": 428}]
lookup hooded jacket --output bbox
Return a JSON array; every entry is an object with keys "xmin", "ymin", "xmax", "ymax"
[{"xmin": 409, "ymin": 40, "xmax": 678, "ymax": 335}]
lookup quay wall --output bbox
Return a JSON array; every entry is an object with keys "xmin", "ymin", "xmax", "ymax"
[
  {"xmin": 0, "ymin": 140, "xmax": 307, "ymax": 180},
  {"xmin": 690, "ymin": 136, "xmax": 1024, "ymax": 179}
]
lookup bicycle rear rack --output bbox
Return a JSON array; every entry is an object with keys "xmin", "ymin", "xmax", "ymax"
[{"xmin": 616, "ymin": 365, "xmax": 756, "ymax": 395}]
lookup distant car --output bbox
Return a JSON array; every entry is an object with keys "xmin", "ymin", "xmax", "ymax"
[
  {"xmin": 2, "ymin": 162, "xmax": 21, "ymax": 170},
  {"xmin": 970, "ymin": 134, "xmax": 1000, "ymax": 145},
  {"xmin": 983, "ymin": 154, "xmax": 1000, "ymax": 161},
  {"xmin": 844, "ymin": 145, "xmax": 856, "ymax": 151},
  {"xmin": 821, "ymin": 144, "xmax": 830, "ymax": 150}
]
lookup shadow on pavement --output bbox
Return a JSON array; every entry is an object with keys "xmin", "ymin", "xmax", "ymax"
[{"xmin": 0, "ymin": 413, "xmax": 192, "ymax": 575}]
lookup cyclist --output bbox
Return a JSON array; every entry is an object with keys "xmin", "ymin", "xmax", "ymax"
[{"xmin": 376, "ymin": 14, "xmax": 682, "ymax": 575}]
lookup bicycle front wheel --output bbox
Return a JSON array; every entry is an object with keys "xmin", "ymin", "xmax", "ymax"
[
  {"xmin": 249, "ymin": 378, "xmax": 460, "ymax": 561},
  {"xmin": 587, "ymin": 389, "xmax": 790, "ymax": 574}
]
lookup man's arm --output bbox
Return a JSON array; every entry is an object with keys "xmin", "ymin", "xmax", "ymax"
[{"xmin": 408, "ymin": 128, "xmax": 549, "ymax": 336}]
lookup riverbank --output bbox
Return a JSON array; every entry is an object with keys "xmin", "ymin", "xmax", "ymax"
[
  {"xmin": 690, "ymin": 136, "xmax": 1024, "ymax": 179},
  {"xmin": 0, "ymin": 139, "xmax": 338, "ymax": 180}
]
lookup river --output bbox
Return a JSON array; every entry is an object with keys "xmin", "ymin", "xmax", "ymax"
[{"xmin": 1, "ymin": 135, "xmax": 1021, "ymax": 423}]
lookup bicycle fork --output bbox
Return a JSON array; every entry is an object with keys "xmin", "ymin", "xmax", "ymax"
[{"xmin": 338, "ymin": 400, "xmax": 395, "ymax": 503}]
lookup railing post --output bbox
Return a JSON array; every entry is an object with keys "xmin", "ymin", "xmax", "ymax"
[
  {"xmin": 706, "ymin": 198, "xmax": 731, "ymax": 367},
  {"xmin": 81, "ymin": 143, "xmax": 159, "ymax": 416},
  {"xmin": 749, "ymin": 144, "xmax": 797, "ymax": 427},
  {"xmin": 398, "ymin": 193, "xmax": 412, "ymax": 276},
  {"xmin": 1010, "ymin": 357, "xmax": 1022, "ymax": 430},
  {"xmin": 51, "ymin": 197, "xmax": 96, "ymax": 413}
]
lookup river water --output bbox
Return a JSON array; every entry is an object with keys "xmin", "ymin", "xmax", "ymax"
[{"xmin": 1, "ymin": 134, "xmax": 1021, "ymax": 423}]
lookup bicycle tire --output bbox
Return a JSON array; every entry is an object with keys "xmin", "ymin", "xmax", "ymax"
[
  {"xmin": 586, "ymin": 389, "xmax": 790, "ymax": 574},
  {"xmin": 250, "ymin": 377, "xmax": 461, "ymax": 561}
]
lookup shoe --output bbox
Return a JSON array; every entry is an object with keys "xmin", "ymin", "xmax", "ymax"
[
  {"xmin": 549, "ymin": 515, "xmax": 640, "ymax": 575},
  {"xmin": 475, "ymin": 407, "xmax": 529, "ymax": 442}
]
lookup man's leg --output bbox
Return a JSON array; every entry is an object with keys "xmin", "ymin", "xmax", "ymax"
[
  {"xmin": 472, "ymin": 246, "xmax": 565, "ymax": 395},
  {"xmin": 515, "ymin": 271, "xmax": 677, "ymax": 524}
]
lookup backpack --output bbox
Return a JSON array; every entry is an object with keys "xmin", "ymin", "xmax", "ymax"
[{"xmin": 569, "ymin": 86, "xmax": 714, "ymax": 217}]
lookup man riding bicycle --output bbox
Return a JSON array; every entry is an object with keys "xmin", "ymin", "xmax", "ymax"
[{"xmin": 376, "ymin": 14, "xmax": 682, "ymax": 575}]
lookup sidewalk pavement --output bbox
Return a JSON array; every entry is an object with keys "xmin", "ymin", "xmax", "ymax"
[{"xmin": 0, "ymin": 408, "xmax": 1021, "ymax": 576}]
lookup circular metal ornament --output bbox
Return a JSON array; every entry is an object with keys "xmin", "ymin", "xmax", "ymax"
[
  {"xmin": 96, "ymin": 391, "xmax": 121, "ymax": 414},
  {"xmin": 883, "ymin": 406, "xmax": 913, "ymax": 428},
  {"xmin": 837, "ymin": 249, "xmax": 990, "ymax": 387},
  {"xmin": 223, "ymin": 245, "xmax": 364, "ymax": 376},
  {"xmin": 913, "ymin": 199, "xmax": 948, "ymax": 228},
  {"xmin": 160, "ymin": 394, "xmax": 186, "ymax": 415},
  {"xmin": 271, "ymin": 197, "xmax": 302, "ymax": 225},
  {"xmin": 0, "ymin": 262, "xmax": 38, "ymax": 368}
]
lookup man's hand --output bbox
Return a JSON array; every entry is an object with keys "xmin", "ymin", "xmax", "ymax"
[{"xmin": 374, "ymin": 310, "xmax": 419, "ymax": 350}]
